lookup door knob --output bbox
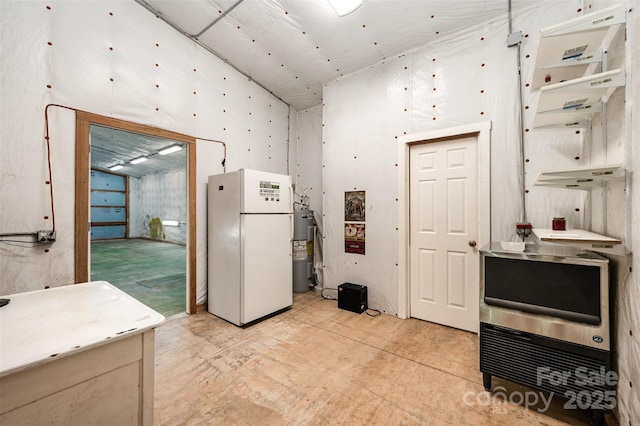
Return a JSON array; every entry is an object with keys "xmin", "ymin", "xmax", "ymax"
[{"xmin": 468, "ymin": 240, "xmax": 477, "ymax": 248}]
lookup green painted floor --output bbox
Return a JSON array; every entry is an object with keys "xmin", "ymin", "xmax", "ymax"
[{"xmin": 91, "ymin": 239, "xmax": 186, "ymax": 317}]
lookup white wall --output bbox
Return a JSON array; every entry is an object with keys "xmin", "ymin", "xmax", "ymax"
[
  {"xmin": 134, "ymin": 170, "xmax": 187, "ymax": 244},
  {"xmin": 614, "ymin": 1, "xmax": 640, "ymax": 423},
  {"xmin": 323, "ymin": 57, "xmax": 411, "ymax": 312},
  {"xmin": 0, "ymin": 0, "xmax": 290, "ymax": 303},
  {"xmin": 320, "ymin": 0, "xmax": 638, "ymax": 422},
  {"xmin": 322, "ymin": 1, "xmax": 587, "ymax": 314},
  {"xmin": 294, "ymin": 105, "xmax": 323, "ymax": 216},
  {"xmin": 1, "ymin": 0, "xmax": 637, "ymax": 422},
  {"xmin": 294, "ymin": 105, "xmax": 324, "ymax": 284}
]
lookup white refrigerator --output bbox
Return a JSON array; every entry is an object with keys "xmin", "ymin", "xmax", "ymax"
[{"xmin": 207, "ymin": 169, "xmax": 293, "ymax": 326}]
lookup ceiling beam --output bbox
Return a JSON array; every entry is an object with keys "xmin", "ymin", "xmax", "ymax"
[
  {"xmin": 194, "ymin": 0, "xmax": 245, "ymax": 38},
  {"xmin": 133, "ymin": 0, "xmax": 291, "ymax": 108}
]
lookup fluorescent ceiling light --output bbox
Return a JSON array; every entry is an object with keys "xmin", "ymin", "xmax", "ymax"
[
  {"xmin": 130, "ymin": 156, "xmax": 148, "ymax": 164},
  {"xmin": 158, "ymin": 145, "xmax": 183, "ymax": 155},
  {"xmin": 327, "ymin": 0, "xmax": 362, "ymax": 16},
  {"xmin": 109, "ymin": 164, "xmax": 124, "ymax": 171},
  {"xmin": 162, "ymin": 220, "xmax": 180, "ymax": 227}
]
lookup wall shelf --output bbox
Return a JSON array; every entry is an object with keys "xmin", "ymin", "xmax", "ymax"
[
  {"xmin": 531, "ymin": 5, "xmax": 625, "ymax": 89},
  {"xmin": 539, "ymin": 5, "xmax": 625, "ymax": 37},
  {"xmin": 534, "ymin": 163, "xmax": 625, "ymax": 189},
  {"xmin": 529, "ymin": 5, "xmax": 628, "ymax": 257},
  {"xmin": 532, "ymin": 228, "xmax": 624, "ymax": 256},
  {"xmin": 533, "ymin": 69, "xmax": 624, "ymax": 128},
  {"xmin": 532, "ymin": 32, "xmax": 606, "ymax": 89}
]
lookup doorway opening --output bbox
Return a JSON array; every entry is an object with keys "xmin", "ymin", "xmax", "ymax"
[
  {"xmin": 75, "ymin": 112, "xmax": 197, "ymax": 315},
  {"xmin": 89, "ymin": 125, "xmax": 187, "ymax": 317}
]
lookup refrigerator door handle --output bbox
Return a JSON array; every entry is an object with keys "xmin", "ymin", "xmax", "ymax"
[{"xmin": 289, "ymin": 182, "xmax": 294, "ymax": 211}]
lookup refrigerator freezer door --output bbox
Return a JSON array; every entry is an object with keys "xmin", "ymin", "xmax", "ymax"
[
  {"xmin": 241, "ymin": 169, "xmax": 292, "ymax": 214},
  {"xmin": 241, "ymin": 213, "xmax": 293, "ymax": 324}
]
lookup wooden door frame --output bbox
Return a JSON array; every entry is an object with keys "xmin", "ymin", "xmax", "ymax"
[
  {"xmin": 396, "ymin": 121, "xmax": 492, "ymax": 320},
  {"xmin": 75, "ymin": 112, "xmax": 197, "ymax": 314}
]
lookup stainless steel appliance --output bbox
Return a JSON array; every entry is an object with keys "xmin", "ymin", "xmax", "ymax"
[
  {"xmin": 292, "ymin": 210, "xmax": 315, "ymax": 293},
  {"xmin": 479, "ymin": 243, "xmax": 612, "ymax": 415},
  {"xmin": 480, "ymin": 243, "xmax": 610, "ymax": 349}
]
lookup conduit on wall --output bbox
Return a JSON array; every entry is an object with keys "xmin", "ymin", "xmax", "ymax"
[
  {"xmin": 0, "ymin": 103, "xmax": 78, "ymax": 245},
  {"xmin": 0, "ymin": 1, "xmax": 291, "ymax": 304},
  {"xmin": 508, "ymin": 0, "xmax": 528, "ymax": 228},
  {"xmin": 44, "ymin": 103, "xmax": 228, "ymax": 234}
]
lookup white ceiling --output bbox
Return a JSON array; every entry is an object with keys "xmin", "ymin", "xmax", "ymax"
[{"xmin": 136, "ymin": 0, "xmax": 539, "ymax": 111}]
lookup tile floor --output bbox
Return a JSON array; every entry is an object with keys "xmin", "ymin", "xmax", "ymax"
[{"xmin": 153, "ymin": 292, "xmax": 602, "ymax": 425}]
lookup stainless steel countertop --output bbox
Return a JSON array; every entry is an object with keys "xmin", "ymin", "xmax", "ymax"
[{"xmin": 480, "ymin": 242, "xmax": 609, "ymax": 263}]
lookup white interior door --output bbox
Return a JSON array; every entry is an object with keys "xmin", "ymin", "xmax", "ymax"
[{"xmin": 409, "ymin": 135, "xmax": 479, "ymax": 333}]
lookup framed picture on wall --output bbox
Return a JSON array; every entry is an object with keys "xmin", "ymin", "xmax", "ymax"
[
  {"xmin": 344, "ymin": 223, "xmax": 365, "ymax": 255},
  {"xmin": 344, "ymin": 191, "xmax": 365, "ymax": 222}
]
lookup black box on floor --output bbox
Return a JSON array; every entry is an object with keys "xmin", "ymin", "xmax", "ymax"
[{"xmin": 338, "ymin": 283, "xmax": 367, "ymax": 314}]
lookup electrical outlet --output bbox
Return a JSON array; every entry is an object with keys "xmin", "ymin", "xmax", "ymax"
[{"xmin": 37, "ymin": 230, "xmax": 56, "ymax": 243}]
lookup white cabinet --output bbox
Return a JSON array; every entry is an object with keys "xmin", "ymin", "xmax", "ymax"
[
  {"xmin": 1, "ymin": 333, "xmax": 156, "ymax": 426},
  {"xmin": 530, "ymin": 5, "xmax": 629, "ymax": 255},
  {"xmin": 0, "ymin": 282, "xmax": 165, "ymax": 425}
]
